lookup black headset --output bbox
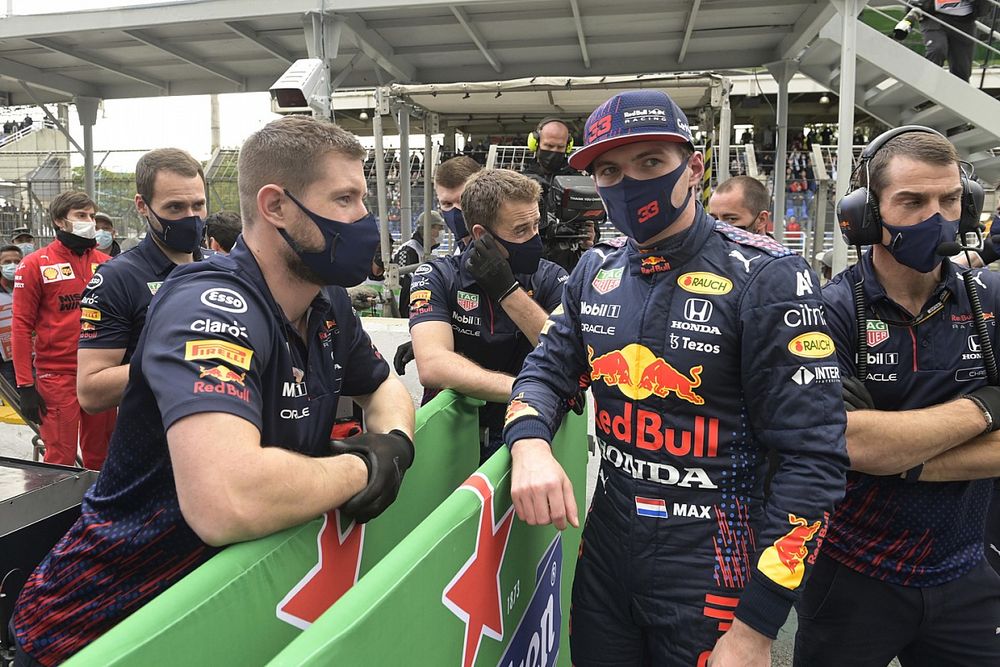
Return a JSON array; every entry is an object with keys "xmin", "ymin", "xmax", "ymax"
[
  {"xmin": 837, "ymin": 125, "xmax": 984, "ymax": 246},
  {"xmin": 527, "ymin": 117, "xmax": 574, "ymax": 154}
]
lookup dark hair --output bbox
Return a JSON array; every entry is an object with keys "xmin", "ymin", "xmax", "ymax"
[
  {"xmin": 434, "ymin": 156, "xmax": 482, "ymax": 189},
  {"xmin": 238, "ymin": 116, "xmax": 365, "ymax": 227},
  {"xmin": 0, "ymin": 244, "xmax": 23, "ymax": 257},
  {"xmin": 714, "ymin": 175, "xmax": 771, "ymax": 216},
  {"xmin": 860, "ymin": 132, "xmax": 959, "ymax": 199},
  {"xmin": 204, "ymin": 210, "xmax": 242, "ymax": 252},
  {"xmin": 49, "ymin": 190, "xmax": 96, "ymax": 223},
  {"xmin": 135, "ymin": 148, "xmax": 205, "ymax": 205}
]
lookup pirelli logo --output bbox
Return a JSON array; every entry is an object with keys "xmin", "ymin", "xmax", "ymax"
[
  {"xmin": 81, "ymin": 307, "xmax": 101, "ymax": 321},
  {"xmin": 184, "ymin": 339, "xmax": 254, "ymax": 370}
]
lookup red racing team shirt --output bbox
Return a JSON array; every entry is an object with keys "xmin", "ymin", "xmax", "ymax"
[{"xmin": 11, "ymin": 239, "xmax": 110, "ymax": 385}]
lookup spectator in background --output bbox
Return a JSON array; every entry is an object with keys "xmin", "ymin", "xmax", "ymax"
[
  {"xmin": 11, "ymin": 191, "xmax": 114, "ymax": 468},
  {"xmin": 94, "ymin": 212, "xmax": 121, "ymax": 257},
  {"xmin": 11, "ymin": 226, "xmax": 33, "ymax": 257},
  {"xmin": 0, "ymin": 244, "xmax": 22, "ymax": 387},
  {"xmin": 917, "ymin": 0, "xmax": 989, "ymax": 82},
  {"xmin": 708, "ymin": 175, "xmax": 773, "ymax": 235},
  {"xmin": 203, "ymin": 210, "xmax": 242, "ymax": 254}
]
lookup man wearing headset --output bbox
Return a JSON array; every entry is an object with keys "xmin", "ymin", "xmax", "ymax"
[
  {"xmin": 794, "ymin": 127, "xmax": 1000, "ymax": 666},
  {"xmin": 522, "ymin": 118, "xmax": 596, "ymax": 271}
]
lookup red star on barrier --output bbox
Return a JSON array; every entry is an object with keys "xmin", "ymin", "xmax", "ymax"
[
  {"xmin": 276, "ymin": 509, "xmax": 365, "ymax": 629},
  {"xmin": 443, "ymin": 472, "xmax": 515, "ymax": 667}
]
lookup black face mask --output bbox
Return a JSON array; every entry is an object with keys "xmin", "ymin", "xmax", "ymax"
[
  {"xmin": 56, "ymin": 229, "xmax": 96, "ymax": 255},
  {"xmin": 536, "ymin": 149, "xmax": 568, "ymax": 174}
]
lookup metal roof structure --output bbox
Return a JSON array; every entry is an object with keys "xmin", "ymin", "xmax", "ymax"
[{"xmin": 0, "ymin": 0, "xmax": 834, "ymax": 105}]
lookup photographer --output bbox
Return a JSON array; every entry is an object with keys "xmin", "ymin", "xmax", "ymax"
[{"xmin": 523, "ymin": 118, "xmax": 600, "ymax": 272}]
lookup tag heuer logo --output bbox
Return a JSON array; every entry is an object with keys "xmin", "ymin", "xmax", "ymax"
[
  {"xmin": 866, "ymin": 320, "xmax": 889, "ymax": 348},
  {"xmin": 457, "ymin": 290, "xmax": 479, "ymax": 311},
  {"xmin": 592, "ymin": 268, "xmax": 623, "ymax": 295}
]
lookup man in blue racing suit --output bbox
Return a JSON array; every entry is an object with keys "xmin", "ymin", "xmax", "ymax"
[{"xmin": 503, "ymin": 90, "xmax": 849, "ymax": 666}]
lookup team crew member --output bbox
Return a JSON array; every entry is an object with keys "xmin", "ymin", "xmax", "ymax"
[
  {"xmin": 203, "ymin": 210, "xmax": 242, "ymax": 254},
  {"xmin": 94, "ymin": 212, "xmax": 121, "ymax": 257},
  {"xmin": 434, "ymin": 155, "xmax": 481, "ymax": 251},
  {"xmin": 794, "ymin": 128, "xmax": 1000, "ymax": 666},
  {"xmin": 77, "ymin": 148, "xmax": 206, "ymax": 413},
  {"xmin": 503, "ymin": 90, "xmax": 848, "ymax": 667},
  {"xmin": 11, "ymin": 191, "xmax": 114, "ymax": 468},
  {"xmin": 393, "ymin": 210, "xmax": 445, "ymax": 315},
  {"xmin": 708, "ymin": 175, "xmax": 772, "ymax": 235},
  {"xmin": 410, "ymin": 169, "xmax": 567, "ymax": 461},
  {"xmin": 10, "ymin": 116, "xmax": 414, "ymax": 666},
  {"xmin": 0, "ymin": 244, "xmax": 22, "ymax": 387}
]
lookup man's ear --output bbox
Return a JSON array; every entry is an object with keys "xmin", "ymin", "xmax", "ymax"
[
  {"xmin": 687, "ymin": 151, "xmax": 705, "ymax": 185},
  {"xmin": 134, "ymin": 193, "xmax": 148, "ymax": 217},
  {"xmin": 471, "ymin": 223, "xmax": 489, "ymax": 241},
  {"xmin": 257, "ymin": 185, "xmax": 289, "ymax": 229}
]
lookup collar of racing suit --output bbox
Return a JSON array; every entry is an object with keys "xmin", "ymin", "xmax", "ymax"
[{"xmin": 626, "ymin": 204, "xmax": 714, "ymax": 278}]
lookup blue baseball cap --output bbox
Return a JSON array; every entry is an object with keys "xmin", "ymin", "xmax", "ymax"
[{"xmin": 568, "ymin": 90, "xmax": 694, "ymax": 171}]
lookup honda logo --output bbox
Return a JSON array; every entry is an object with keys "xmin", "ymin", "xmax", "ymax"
[
  {"xmin": 969, "ymin": 335, "xmax": 982, "ymax": 352},
  {"xmin": 684, "ymin": 298, "xmax": 713, "ymax": 323}
]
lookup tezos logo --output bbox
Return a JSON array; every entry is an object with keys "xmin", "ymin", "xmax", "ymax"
[{"xmin": 200, "ymin": 287, "xmax": 248, "ymax": 314}]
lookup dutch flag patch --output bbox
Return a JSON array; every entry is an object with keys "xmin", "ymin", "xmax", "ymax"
[{"xmin": 635, "ymin": 496, "xmax": 669, "ymax": 519}]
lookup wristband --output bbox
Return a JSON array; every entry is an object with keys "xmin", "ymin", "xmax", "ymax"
[
  {"xmin": 963, "ymin": 394, "xmax": 993, "ymax": 434},
  {"xmin": 388, "ymin": 429, "xmax": 413, "ymax": 449},
  {"xmin": 497, "ymin": 281, "xmax": 520, "ymax": 303}
]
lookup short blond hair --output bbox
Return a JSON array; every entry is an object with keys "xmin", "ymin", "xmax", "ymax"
[
  {"xmin": 460, "ymin": 169, "xmax": 541, "ymax": 234},
  {"xmin": 238, "ymin": 116, "xmax": 365, "ymax": 226}
]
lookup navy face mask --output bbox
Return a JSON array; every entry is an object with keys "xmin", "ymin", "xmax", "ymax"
[
  {"xmin": 146, "ymin": 205, "xmax": 205, "ymax": 253},
  {"xmin": 442, "ymin": 208, "xmax": 469, "ymax": 240},
  {"xmin": 282, "ymin": 190, "xmax": 381, "ymax": 287},
  {"xmin": 882, "ymin": 211, "xmax": 959, "ymax": 273},
  {"xmin": 596, "ymin": 157, "xmax": 692, "ymax": 244},
  {"xmin": 493, "ymin": 232, "xmax": 544, "ymax": 274}
]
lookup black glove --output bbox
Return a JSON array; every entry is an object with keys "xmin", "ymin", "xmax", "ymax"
[
  {"xmin": 464, "ymin": 234, "xmax": 518, "ymax": 302},
  {"xmin": 841, "ymin": 375, "xmax": 874, "ymax": 412},
  {"xmin": 393, "ymin": 340, "xmax": 414, "ymax": 376},
  {"xmin": 18, "ymin": 384, "xmax": 46, "ymax": 424},
  {"xmin": 978, "ymin": 234, "xmax": 1000, "ymax": 266},
  {"xmin": 330, "ymin": 430, "xmax": 415, "ymax": 523},
  {"xmin": 966, "ymin": 385, "xmax": 1000, "ymax": 433}
]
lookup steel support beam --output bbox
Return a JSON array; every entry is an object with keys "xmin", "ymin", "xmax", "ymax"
[
  {"xmin": 765, "ymin": 60, "xmax": 798, "ymax": 244},
  {"xmin": 399, "ymin": 108, "xmax": 412, "ymax": 240},
  {"xmin": 568, "ymin": 0, "xmax": 591, "ymax": 69},
  {"xmin": 76, "ymin": 97, "xmax": 100, "ymax": 199},
  {"xmin": 423, "ymin": 113, "xmax": 437, "ymax": 260},
  {"xmin": 831, "ymin": 0, "xmax": 866, "ymax": 274},
  {"xmin": 450, "ymin": 5, "xmax": 502, "ymax": 73},
  {"xmin": 224, "ymin": 20, "xmax": 296, "ymax": 65},
  {"xmin": 0, "ymin": 57, "xmax": 99, "ymax": 98},
  {"xmin": 336, "ymin": 13, "xmax": 416, "ymax": 81},
  {"xmin": 28, "ymin": 38, "xmax": 167, "ymax": 92},
  {"xmin": 372, "ymin": 90, "xmax": 393, "ymax": 298},
  {"xmin": 718, "ymin": 82, "xmax": 732, "ymax": 183},
  {"xmin": 17, "ymin": 81, "xmax": 85, "ymax": 155},
  {"xmin": 678, "ymin": 0, "xmax": 703, "ymax": 65},
  {"xmin": 776, "ymin": 1, "xmax": 838, "ymax": 60},
  {"xmin": 123, "ymin": 29, "xmax": 246, "ymax": 90}
]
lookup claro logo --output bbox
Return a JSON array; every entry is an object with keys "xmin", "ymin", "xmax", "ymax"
[{"xmin": 200, "ymin": 287, "xmax": 248, "ymax": 314}]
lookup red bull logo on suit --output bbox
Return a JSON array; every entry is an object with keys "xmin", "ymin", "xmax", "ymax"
[{"xmin": 588, "ymin": 344, "xmax": 703, "ymax": 404}]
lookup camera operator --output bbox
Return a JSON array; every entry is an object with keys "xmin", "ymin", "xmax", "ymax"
[{"xmin": 523, "ymin": 118, "xmax": 600, "ymax": 272}]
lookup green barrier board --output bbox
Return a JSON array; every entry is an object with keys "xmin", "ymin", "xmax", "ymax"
[
  {"xmin": 68, "ymin": 391, "xmax": 484, "ymax": 666},
  {"xmin": 269, "ymin": 409, "xmax": 588, "ymax": 667}
]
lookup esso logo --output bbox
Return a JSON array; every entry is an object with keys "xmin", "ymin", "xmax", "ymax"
[{"xmin": 200, "ymin": 287, "xmax": 248, "ymax": 314}]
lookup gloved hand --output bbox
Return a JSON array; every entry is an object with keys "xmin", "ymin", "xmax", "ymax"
[
  {"xmin": 18, "ymin": 385, "xmax": 46, "ymax": 424},
  {"xmin": 464, "ymin": 234, "xmax": 518, "ymax": 302},
  {"xmin": 393, "ymin": 340, "xmax": 414, "ymax": 376},
  {"xmin": 841, "ymin": 375, "xmax": 874, "ymax": 412},
  {"xmin": 330, "ymin": 430, "xmax": 415, "ymax": 523},
  {"xmin": 978, "ymin": 234, "xmax": 1000, "ymax": 266},
  {"xmin": 966, "ymin": 385, "xmax": 1000, "ymax": 432},
  {"xmin": 346, "ymin": 285, "xmax": 378, "ymax": 311}
]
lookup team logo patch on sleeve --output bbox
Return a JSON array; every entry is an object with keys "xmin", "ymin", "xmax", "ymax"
[
  {"xmin": 184, "ymin": 339, "xmax": 254, "ymax": 369},
  {"xmin": 81, "ymin": 307, "xmax": 101, "ymax": 321},
  {"xmin": 757, "ymin": 514, "xmax": 824, "ymax": 589},
  {"xmin": 504, "ymin": 397, "xmax": 539, "ymax": 426},
  {"xmin": 787, "ymin": 332, "xmax": 834, "ymax": 359}
]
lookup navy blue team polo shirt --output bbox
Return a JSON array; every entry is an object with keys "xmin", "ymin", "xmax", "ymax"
[
  {"xmin": 822, "ymin": 250, "xmax": 999, "ymax": 586},
  {"xmin": 78, "ymin": 234, "xmax": 197, "ymax": 362},
  {"xmin": 408, "ymin": 244, "xmax": 567, "ymax": 455},
  {"xmin": 12, "ymin": 238, "xmax": 389, "ymax": 665}
]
